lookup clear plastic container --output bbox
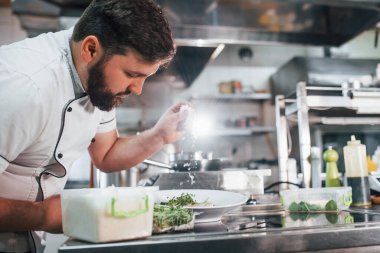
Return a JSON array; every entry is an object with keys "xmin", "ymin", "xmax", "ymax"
[
  {"xmin": 61, "ymin": 186, "xmax": 158, "ymax": 243},
  {"xmin": 280, "ymin": 187, "xmax": 352, "ymax": 212},
  {"xmin": 282, "ymin": 211, "xmax": 354, "ymax": 228}
]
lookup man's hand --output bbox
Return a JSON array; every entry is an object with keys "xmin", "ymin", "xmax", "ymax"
[
  {"xmin": 152, "ymin": 101, "xmax": 192, "ymax": 144},
  {"xmin": 0, "ymin": 195, "xmax": 62, "ymax": 233}
]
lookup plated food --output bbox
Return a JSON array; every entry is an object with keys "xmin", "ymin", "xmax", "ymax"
[
  {"xmin": 154, "ymin": 189, "xmax": 247, "ymax": 223},
  {"xmin": 153, "ymin": 193, "xmax": 196, "ymax": 233},
  {"xmin": 161, "ymin": 193, "xmax": 214, "ymax": 207}
]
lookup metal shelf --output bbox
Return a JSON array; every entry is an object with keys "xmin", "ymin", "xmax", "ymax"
[
  {"xmin": 210, "ymin": 126, "xmax": 275, "ymax": 136},
  {"xmin": 188, "ymin": 93, "xmax": 272, "ymax": 136},
  {"xmin": 189, "ymin": 93, "xmax": 271, "ymax": 101},
  {"xmin": 276, "ymin": 82, "xmax": 380, "ymax": 189}
]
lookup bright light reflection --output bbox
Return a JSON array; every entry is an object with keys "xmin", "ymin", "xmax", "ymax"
[{"xmin": 190, "ymin": 115, "xmax": 214, "ymax": 137}]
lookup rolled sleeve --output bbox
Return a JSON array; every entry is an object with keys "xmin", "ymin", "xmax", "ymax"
[
  {"xmin": 96, "ymin": 108, "xmax": 117, "ymax": 133},
  {"xmin": 0, "ymin": 155, "xmax": 9, "ymax": 173}
]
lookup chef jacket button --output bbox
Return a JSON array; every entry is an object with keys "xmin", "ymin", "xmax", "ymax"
[
  {"xmin": 57, "ymin": 153, "xmax": 63, "ymax": 159},
  {"xmin": 67, "ymin": 107, "xmax": 72, "ymax": 112}
]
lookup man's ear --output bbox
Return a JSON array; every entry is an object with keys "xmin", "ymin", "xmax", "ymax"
[{"xmin": 81, "ymin": 36, "xmax": 102, "ymax": 63}]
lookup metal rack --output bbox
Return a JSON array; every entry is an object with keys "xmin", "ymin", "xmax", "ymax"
[
  {"xmin": 275, "ymin": 82, "xmax": 380, "ymax": 188},
  {"xmin": 188, "ymin": 93, "xmax": 274, "ymax": 136}
]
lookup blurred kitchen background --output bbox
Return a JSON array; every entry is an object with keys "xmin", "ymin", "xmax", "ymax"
[
  {"xmin": 2, "ymin": 0, "xmax": 380, "ymax": 251},
  {"xmin": 2, "ymin": 0, "xmax": 380, "ymax": 188}
]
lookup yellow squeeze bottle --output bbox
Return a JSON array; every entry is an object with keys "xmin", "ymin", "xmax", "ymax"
[{"xmin": 323, "ymin": 146, "xmax": 341, "ymax": 187}]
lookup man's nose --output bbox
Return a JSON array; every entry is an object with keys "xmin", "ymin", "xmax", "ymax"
[{"xmin": 131, "ymin": 79, "xmax": 145, "ymax": 95}]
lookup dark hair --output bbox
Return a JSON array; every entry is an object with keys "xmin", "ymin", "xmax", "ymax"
[{"xmin": 72, "ymin": 0, "xmax": 175, "ymax": 64}]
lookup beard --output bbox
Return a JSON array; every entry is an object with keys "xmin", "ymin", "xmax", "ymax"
[{"xmin": 86, "ymin": 56, "xmax": 128, "ymax": 111}]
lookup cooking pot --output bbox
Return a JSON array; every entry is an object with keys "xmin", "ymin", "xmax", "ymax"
[
  {"xmin": 170, "ymin": 151, "xmax": 232, "ymax": 171},
  {"xmin": 169, "ymin": 151, "xmax": 205, "ymax": 171},
  {"xmin": 144, "ymin": 151, "xmax": 231, "ymax": 172}
]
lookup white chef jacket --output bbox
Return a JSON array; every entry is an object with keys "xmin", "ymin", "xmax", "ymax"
[{"xmin": 0, "ymin": 29, "xmax": 117, "ymax": 252}]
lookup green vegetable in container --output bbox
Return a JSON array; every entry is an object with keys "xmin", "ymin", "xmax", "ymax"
[
  {"xmin": 325, "ymin": 213, "xmax": 338, "ymax": 224},
  {"xmin": 289, "ymin": 202, "xmax": 299, "ymax": 212},
  {"xmin": 325, "ymin": 200, "xmax": 338, "ymax": 212},
  {"xmin": 153, "ymin": 205, "xmax": 193, "ymax": 229},
  {"xmin": 307, "ymin": 203, "xmax": 324, "ymax": 212},
  {"xmin": 288, "ymin": 201, "xmax": 325, "ymax": 213},
  {"xmin": 298, "ymin": 201, "xmax": 310, "ymax": 212},
  {"xmin": 290, "ymin": 212, "xmax": 308, "ymax": 221},
  {"xmin": 288, "ymin": 201, "xmax": 324, "ymax": 213}
]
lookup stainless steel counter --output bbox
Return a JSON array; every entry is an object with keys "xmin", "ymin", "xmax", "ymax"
[{"xmin": 59, "ymin": 208, "xmax": 380, "ymax": 253}]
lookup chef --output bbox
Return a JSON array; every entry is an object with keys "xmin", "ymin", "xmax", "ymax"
[{"xmin": 0, "ymin": 0, "xmax": 189, "ymax": 252}]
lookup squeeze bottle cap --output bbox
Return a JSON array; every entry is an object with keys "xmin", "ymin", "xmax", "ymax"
[
  {"xmin": 323, "ymin": 146, "xmax": 339, "ymax": 162},
  {"xmin": 347, "ymin": 135, "xmax": 361, "ymax": 145}
]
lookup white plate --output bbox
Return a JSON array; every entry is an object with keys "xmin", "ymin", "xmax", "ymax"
[{"xmin": 154, "ymin": 189, "xmax": 247, "ymax": 223}]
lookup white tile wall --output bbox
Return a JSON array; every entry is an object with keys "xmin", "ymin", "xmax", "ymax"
[
  {"xmin": 0, "ymin": 7, "xmax": 26, "ymax": 46},
  {"xmin": 331, "ymin": 30, "xmax": 380, "ymax": 59}
]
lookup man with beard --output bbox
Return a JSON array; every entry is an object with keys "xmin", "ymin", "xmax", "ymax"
[{"xmin": 0, "ymin": 0, "xmax": 189, "ymax": 252}]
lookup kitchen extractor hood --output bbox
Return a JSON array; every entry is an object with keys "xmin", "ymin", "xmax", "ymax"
[
  {"xmin": 12, "ymin": 0, "xmax": 380, "ymax": 47},
  {"xmin": 10, "ymin": 0, "xmax": 380, "ymax": 86},
  {"xmin": 156, "ymin": 0, "xmax": 380, "ymax": 47},
  {"xmin": 147, "ymin": 45, "xmax": 224, "ymax": 87}
]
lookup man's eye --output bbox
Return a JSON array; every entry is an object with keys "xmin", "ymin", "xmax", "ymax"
[{"xmin": 126, "ymin": 72, "xmax": 138, "ymax": 78}]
